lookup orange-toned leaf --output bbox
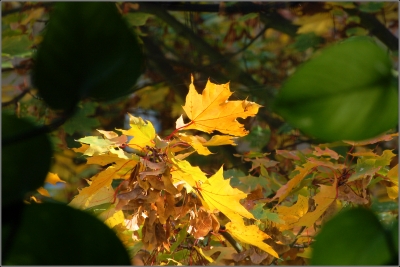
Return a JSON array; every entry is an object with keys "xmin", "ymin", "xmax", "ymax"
[
  {"xmin": 313, "ymin": 146, "xmax": 340, "ymax": 160},
  {"xmin": 178, "ymin": 75, "xmax": 262, "ymax": 137},
  {"xmin": 36, "ymin": 187, "xmax": 50, "ymax": 197},
  {"xmin": 177, "ymin": 133, "xmax": 237, "ymax": 155},
  {"xmin": 45, "ymin": 172, "xmax": 66, "ymax": 185},
  {"xmin": 225, "ymin": 221, "xmax": 279, "ymax": 258}
]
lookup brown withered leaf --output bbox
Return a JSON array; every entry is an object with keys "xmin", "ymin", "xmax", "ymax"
[
  {"xmin": 161, "ymin": 168, "xmax": 179, "ymax": 195},
  {"xmin": 249, "ymin": 247, "xmax": 269, "ymax": 264},
  {"xmin": 190, "ymin": 208, "xmax": 213, "ymax": 239},
  {"xmin": 338, "ymin": 185, "xmax": 368, "ymax": 205},
  {"xmin": 147, "ymin": 175, "xmax": 165, "ymax": 190},
  {"xmin": 142, "ymin": 218, "xmax": 156, "ymax": 250},
  {"xmin": 148, "ymin": 209, "xmax": 157, "ymax": 225},
  {"xmin": 164, "ymin": 193, "xmax": 177, "ymax": 220},
  {"xmin": 146, "ymin": 189, "xmax": 161, "ymax": 203},
  {"xmin": 155, "ymin": 195, "xmax": 167, "ymax": 224},
  {"xmin": 155, "ymin": 221, "xmax": 167, "ymax": 247}
]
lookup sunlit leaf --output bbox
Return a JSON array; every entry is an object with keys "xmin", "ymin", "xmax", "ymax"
[
  {"xmin": 295, "ymin": 178, "xmax": 337, "ymax": 228},
  {"xmin": 226, "ymin": 221, "xmax": 279, "ymax": 258},
  {"xmin": 275, "ymin": 195, "xmax": 309, "ymax": 230},
  {"xmin": 118, "ymin": 114, "xmax": 156, "ymax": 149},
  {"xmin": 200, "ymin": 167, "xmax": 255, "ymax": 223},
  {"xmin": 178, "ymin": 75, "xmax": 262, "ymax": 137}
]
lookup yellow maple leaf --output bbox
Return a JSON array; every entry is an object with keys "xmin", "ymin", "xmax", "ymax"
[
  {"xmin": 69, "ymin": 160, "xmax": 137, "ymax": 209},
  {"xmin": 295, "ymin": 177, "xmax": 337, "ymax": 228},
  {"xmin": 104, "ymin": 210, "xmax": 125, "ymax": 228},
  {"xmin": 275, "ymin": 195, "xmax": 309, "ymax": 231},
  {"xmin": 117, "ymin": 114, "xmax": 156, "ymax": 149},
  {"xmin": 170, "ymin": 157, "xmax": 208, "ymax": 193},
  {"xmin": 294, "ymin": 12, "xmax": 334, "ymax": 36},
  {"xmin": 178, "ymin": 133, "xmax": 237, "ymax": 156},
  {"xmin": 199, "ymin": 167, "xmax": 255, "ymax": 223},
  {"xmin": 178, "ymin": 75, "xmax": 261, "ymax": 137},
  {"xmin": 386, "ymin": 164, "xmax": 398, "ymax": 199},
  {"xmin": 226, "ymin": 221, "xmax": 279, "ymax": 258}
]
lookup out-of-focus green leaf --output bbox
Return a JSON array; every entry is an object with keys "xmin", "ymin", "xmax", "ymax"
[
  {"xmin": 358, "ymin": 2, "xmax": 385, "ymax": 13},
  {"xmin": 311, "ymin": 207, "xmax": 394, "ymax": 265},
  {"xmin": 239, "ymin": 175, "xmax": 268, "ymax": 192},
  {"xmin": 2, "ymin": 112, "xmax": 52, "ymax": 206},
  {"xmin": 345, "ymin": 27, "xmax": 368, "ymax": 37},
  {"xmin": 32, "ymin": 2, "xmax": 144, "ymax": 111},
  {"xmin": 62, "ymin": 102, "xmax": 100, "ymax": 135},
  {"xmin": 242, "ymin": 125, "xmax": 271, "ymax": 150},
  {"xmin": 237, "ymin": 13, "xmax": 258, "ymax": 22},
  {"xmin": 273, "ymin": 37, "xmax": 398, "ymax": 142},
  {"xmin": 291, "ymin": 32, "xmax": 323, "ymax": 52},
  {"xmin": 371, "ymin": 199, "xmax": 398, "ymax": 213},
  {"xmin": 124, "ymin": 12, "xmax": 152, "ymax": 26},
  {"xmin": 3, "ymin": 203, "xmax": 131, "ymax": 265},
  {"xmin": 2, "ymin": 35, "xmax": 33, "ymax": 58},
  {"xmin": 250, "ymin": 203, "xmax": 284, "ymax": 223}
]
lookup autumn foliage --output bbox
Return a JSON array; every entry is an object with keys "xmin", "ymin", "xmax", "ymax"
[{"xmin": 61, "ymin": 77, "xmax": 398, "ymax": 265}]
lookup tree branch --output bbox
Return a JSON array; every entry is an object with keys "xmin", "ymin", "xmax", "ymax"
[
  {"xmin": 137, "ymin": 3, "xmax": 276, "ymax": 105},
  {"xmin": 345, "ymin": 7, "xmax": 398, "ymax": 51}
]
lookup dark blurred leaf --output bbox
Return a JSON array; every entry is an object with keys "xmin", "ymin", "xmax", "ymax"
[
  {"xmin": 2, "ymin": 112, "xmax": 52, "ymax": 206},
  {"xmin": 311, "ymin": 207, "xmax": 394, "ymax": 265},
  {"xmin": 62, "ymin": 102, "xmax": 100, "ymax": 135},
  {"xmin": 32, "ymin": 2, "xmax": 144, "ymax": 111},
  {"xmin": 274, "ymin": 36, "xmax": 398, "ymax": 142},
  {"xmin": 3, "ymin": 203, "xmax": 131, "ymax": 265}
]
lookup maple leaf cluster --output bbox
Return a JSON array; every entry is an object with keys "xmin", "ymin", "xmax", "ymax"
[
  {"xmin": 65, "ymin": 76, "xmax": 282, "ymax": 262},
  {"xmin": 48, "ymin": 76, "xmax": 398, "ymax": 265}
]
